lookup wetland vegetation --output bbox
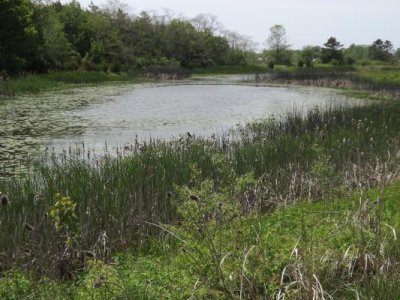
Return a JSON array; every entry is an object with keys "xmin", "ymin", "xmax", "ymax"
[
  {"xmin": 1, "ymin": 0, "xmax": 400, "ymax": 299},
  {"xmin": 2, "ymin": 92, "xmax": 400, "ymax": 298}
]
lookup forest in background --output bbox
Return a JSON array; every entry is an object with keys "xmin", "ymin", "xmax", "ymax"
[
  {"xmin": 0, "ymin": 0, "xmax": 257, "ymax": 77},
  {"xmin": 2, "ymin": 0, "xmax": 400, "ymax": 80}
]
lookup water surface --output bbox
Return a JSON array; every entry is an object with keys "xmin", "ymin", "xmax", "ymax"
[{"xmin": 0, "ymin": 78, "xmax": 357, "ymax": 175}]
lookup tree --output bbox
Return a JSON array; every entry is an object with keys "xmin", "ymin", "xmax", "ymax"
[
  {"xmin": 42, "ymin": 13, "xmax": 76, "ymax": 70},
  {"xmin": 222, "ymin": 30, "xmax": 256, "ymax": 64},
  {"xmin": 58, "ymin": 0, "xmax": 91, "ymax": 56},
  {"xmin": 130, "ymin": 12, "xmax": 159, "ymax": 60},
  {"xmin": 202, "ymin": 34, "xmax": 230, "ymax": 65},
  {"xmin": 0, "ymin": 0, "xmax": 38, "ymax": 76},
  {"xmin": 299, "ymin": 45, "xmax": 320, "ymax": 67},
  {"xmin": 0, "ymin": 0, "xmax": 252, "ymax": 74},
  {"xmin": 191, "ymin": 14, "xmax": 222, "ymax": 34},
  {"xmin": 369, "ymin": 39, "xmax": 395, "ymax": 62},
  {"xmin": 344, "ymin": 44, "xmax": 369, "ymax": 61},
  {"xmin": 320, "ymin": 37, "xmax": 343, "ymax": 64},
  {"xmin": 163, "ymin": 20, "xmax": 200, "ymax": 67},
  {"xmin": 266, "ymin": 25, "xmax": 290, "ymax": 64}
]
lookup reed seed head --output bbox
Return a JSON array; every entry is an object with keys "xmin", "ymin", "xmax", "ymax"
[
  {"xmin": 0, "ymin": 193, "xmax": 9, "ymax": 206},
  {"xmin": 189, "ymin": 195, "xmax": 199, "ymax": 201},
  {"xmin": 93, "ymin": 279, "xmax": 102, "ymax": 289}
]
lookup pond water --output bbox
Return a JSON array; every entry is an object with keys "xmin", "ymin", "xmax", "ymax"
[{"xmin": 0, "ymin": 77, "xmax": 358, "ymax": 175}]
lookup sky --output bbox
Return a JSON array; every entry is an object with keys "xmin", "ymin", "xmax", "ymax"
[{"xmin": 66, "ymin": 0, "xmax": 400, "ymax": 50}]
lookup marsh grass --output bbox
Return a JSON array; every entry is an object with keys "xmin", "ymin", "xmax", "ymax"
[
  {"xmin": 0, "ymin": 71, "xmax": 136, "ymax": 96},
  {"xmin": 250, "ymin": 67, "xmax": 400, "ymax": 97}
]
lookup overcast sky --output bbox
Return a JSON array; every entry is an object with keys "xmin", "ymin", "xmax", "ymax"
[{"xmin": 67, "ymin": 0, "xmax": 399, "ymax": 50}]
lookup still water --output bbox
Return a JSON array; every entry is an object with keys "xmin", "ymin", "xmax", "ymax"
[{"xmin": 0, "ymin": 78, "xmax": 357, "ymax": 174}]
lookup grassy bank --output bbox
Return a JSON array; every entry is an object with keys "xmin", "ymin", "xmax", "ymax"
[
  {"xmin": 0, "ymin": 65, "xmax": 268, "ymax": 96},
  {"xmin": 0, "ymin": 71, "xmax": 138, "ymax": 96}
]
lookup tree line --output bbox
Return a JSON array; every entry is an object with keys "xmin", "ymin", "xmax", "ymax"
[
  {"xmin": 265, "ymin": 25, "xmax": 400, "ymax": 67},
  {"xmin": 2, "ymin": 1, "xmax": 399, "ymax": 78},
  {"xmin": 0, "ymin": 0, "xmax": 256, "ymax": 77}
]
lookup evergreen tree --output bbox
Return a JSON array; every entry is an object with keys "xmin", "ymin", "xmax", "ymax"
[
  {"xmin": 369, "ymin": 39, "xmax": 395, "ymax": 62},
  {"xmin": 321, "ymin": 37, "xmax": 344, "ymax": 64}
]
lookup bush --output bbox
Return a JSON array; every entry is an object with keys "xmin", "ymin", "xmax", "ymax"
[
  {"xmin": 345, "ymin": 56, "xmax": 356, "ymax": 65},
  {"xmin": 107, "ymin": 60, "xmax": 121, "ymax": 74},
  {"xmin": 331, "ymin": 59, "xmax": 343, "ymax": 66}
]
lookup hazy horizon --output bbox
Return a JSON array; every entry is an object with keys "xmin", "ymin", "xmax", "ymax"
[{"xmin": 61, "ymin": 0, "xmax": 400, "ymax": 51}]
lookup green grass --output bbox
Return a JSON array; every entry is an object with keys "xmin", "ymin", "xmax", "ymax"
[
  {"xmin": 191, "ymin": 64, "xmax": 268, "ymax": 75},
  {"xmin": 357, "ymin": 66, "xmax": 400, "ymax": 84},
  {"xmin": 0, "ymin": 71, "xmax": 137, "ymax": 96},
  {"xmin": 253, "ymin": 64, "xmax": 400, "ymax": 96}
]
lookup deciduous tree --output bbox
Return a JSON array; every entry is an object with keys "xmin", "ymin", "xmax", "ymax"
[
  {"xmin": 266, "ymin": 25, "xmax": 290, "ymax": 64},
  {"xmin": 0, "ymin": 0, "xmax": 38, "ymax": 76},
  {"xmin": 299, "ymin": 45, "xmax": 320, "ymax": 67}
]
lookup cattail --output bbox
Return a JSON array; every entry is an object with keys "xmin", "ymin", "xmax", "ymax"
[
  {"xmin": 93, "ymin": 275, "xmax": 105, "ymax": 289},
  {"xmin": 0, "ymin": 193, "xmax": 9, "ymax": 206},
  {"xmin": 189, "ymin": 195, "xmax": 199, "ymax": 201}
]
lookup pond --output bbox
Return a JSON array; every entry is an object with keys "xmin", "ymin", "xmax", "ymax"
[{"xmin": 0, "ymin": 77, "xmax": 358, "ymax": 176}]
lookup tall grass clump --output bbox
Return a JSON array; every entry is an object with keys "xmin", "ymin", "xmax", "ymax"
[
  {"xmin": 1, "ymin": 96, "xmax": 400, "ymax": 283},
  {"xmin": 248, "ymin": 68, "xmax": 400, "ymax": 97}
]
